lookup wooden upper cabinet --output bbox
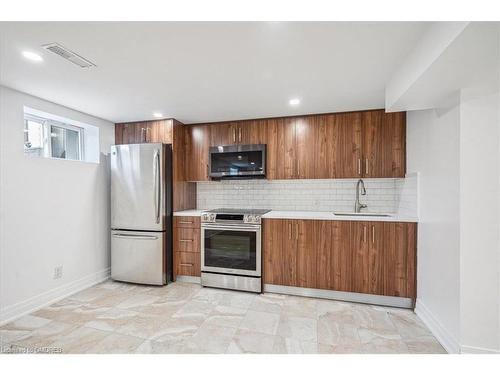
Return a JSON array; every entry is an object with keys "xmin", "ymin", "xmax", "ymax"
[
  {"xmin": 209, "ymin": 122, "xmax": 237, "ymax": 146},
  {"xmin": 184, "ymin": 124, "xmax": 211, "ymax": 181},
  {"xmin": 115, "ymin": 119, "xmax": 173, "ymax": 144},
  {"xmin": 208, "ymin": 120, "xmax": 267, "ymax": 146},
  {"xmin": 239, "ymin": 120, "xmax": 267, "ymax": 144},
  {"xmin": 148, "ymin": 120, "xmax": 173, "ymax": 143},
  {"xmin": 181, "ymin": 109, "xmax": 406, "ymax": 180},
  {"xmin": 362, "ymin": 110, "xmax": 405, "ymax": 178},
  {"xmin": 266, "ymin": 118, "xmax": 296, "ymax": 179},
  {"xmin": 329, "ymin": 113, "xmax": 363, "ymax": 178},
  {"xmin": 295, "ymin": 117, "xmax": 316, "ymax": 179}
]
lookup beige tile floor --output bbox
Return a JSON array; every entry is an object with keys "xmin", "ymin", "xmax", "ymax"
[{"xmin": 0, "ymin": 280, "xmax": 446, "ymax": 354}]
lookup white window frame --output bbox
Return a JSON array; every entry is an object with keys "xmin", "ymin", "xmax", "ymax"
[{"xmin": 24, "ymin": 112, "xmax": 85, "ymax": 161}]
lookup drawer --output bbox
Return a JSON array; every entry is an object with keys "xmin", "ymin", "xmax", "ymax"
[
  {"xmin": 174, "ymin": 216, "xmax": 200, "ymax": 229},
  {"xmin": 175, "ymin": 251, "xmax": 201, "ymax": 277},
  {"xmin": 174, "ymin": 228, "xmax": 200, "ymax": 253}
]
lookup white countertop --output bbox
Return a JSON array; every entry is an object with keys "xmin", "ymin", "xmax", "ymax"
[
  {"xmin": 262, "ymin": 210, "xmax": 417, "ymax": 223},
  {"xmin": 173, "ymin": 209, "xmax": 204, "ymax": 217},
  {"xmin": 174, "ymin": 209, "xmax": 418, "ymax": 222}
]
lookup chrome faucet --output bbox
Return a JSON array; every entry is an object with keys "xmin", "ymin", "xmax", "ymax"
[{"xmin": 354, "ymin": 179, "xmax": 367, "ymax": 213}]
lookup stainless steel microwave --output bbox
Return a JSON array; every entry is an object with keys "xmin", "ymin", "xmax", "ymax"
[{"xmin": 209, "ymin": 144, "xmax": 266, "ymax": 179}]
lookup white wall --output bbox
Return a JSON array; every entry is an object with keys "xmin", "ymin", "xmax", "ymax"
[
  {"xmin": 408, "ymin": 91, "xmax": 500, "ymax": 354},
  {"xmin": 0, "ymin": 86, "xmax": 114, "ymax": 323},
  {"xmin": 459, "ymin": 89, "xmax": 500, "ymax": 353},
  {"xmin": 407, "ymin": 105, "xmax": 462, "ymax": 353}
]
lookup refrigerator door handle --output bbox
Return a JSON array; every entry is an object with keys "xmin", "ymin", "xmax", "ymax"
[
  {"xmin": 112, "ymin": 233, "xmax": 159, "ymax": 240},
  {"xmin": 154, "ymin": 149, "xmax": 161, "ymax": 224}
]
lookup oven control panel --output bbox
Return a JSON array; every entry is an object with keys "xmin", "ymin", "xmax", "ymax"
[
  {"xmin": 243, "ymin": 215, "xmax": 261, "ymax": 224},
  {"xmin": 201, "ymin": 212, "xmax": 262, "ymax": 224},
  {"xmin": 201, "ymin": 213, "xmax": 217, "ymax": 223}
]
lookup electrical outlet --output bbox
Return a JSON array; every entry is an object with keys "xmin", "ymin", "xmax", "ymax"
[{"xmin": 53, "ymin": 266, "xmax": 63, "ymax": 279}]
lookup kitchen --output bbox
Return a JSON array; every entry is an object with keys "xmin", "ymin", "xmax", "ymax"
[{"xmin": 0, "ymin": 15, "xmax": 499, "ymax": 364}]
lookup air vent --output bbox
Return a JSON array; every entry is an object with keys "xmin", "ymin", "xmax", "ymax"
[{"xmin": 42, "ymin": 43, "xmax": 96, "ymax": 68}]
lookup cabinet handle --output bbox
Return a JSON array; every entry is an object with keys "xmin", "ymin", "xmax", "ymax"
[
  {"xmin": 372, "ymin": 226, "xmax": 375, "ymax": 244},
  {"xmin": 238, "ymin": 128, "xmax": 242, "ymax": 143},
  {"xmin": 180, "ymin": 263, "xmax": 193, "ymax": 267},
  {"xmin": 365, "ymin": 158, "xmax": 369, "ymax": 176},
  {"xmin": 232, "ymin": 128, "xmax": 236, "ymax": 143},
  {"xmin": 146, "ymin": 127, "xmax": 150, "ymax": 142},
  {"xmin": 297, "ymin": 160, "xmax": 300, "ymax": 178},
  {"xmin": 206, "ymin": 164, "xmax": 209, "ymax": 178},
  {"xmin": 141, "ymin": 128, "xmax": 146, "ymax": 142},
  {"xmin": 288, "ymin": 223, "xmax": 292, "ymax": 240},
  {"xmin": 363, "ymin": 225, "xmax": 367, "ymax": 243},
  {"xmin": 358, "ymin": 158, "xmax": 361, "ymax": 175},
  {"xmin": 178, "ymin": 221, "xmax": 193, "ymax": 224},
  {"xmin": 179, "ymin": 239, "xmax": 193, "ymax": 242}
]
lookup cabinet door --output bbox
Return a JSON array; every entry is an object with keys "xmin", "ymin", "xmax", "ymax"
[
  {"xmin": 351, "ymin": 221, "xmax": 370, "ymax": 294},
  {"xmin": 329, "ymin": 113, "xmax": 363, "ymax": 178},
  {"xmin": 115, "ymin": 123, "xmax": 140, "ymax": 144},
  {"xmin": 263, "ymin": 219, "xmax": 297, "ymax": 286},
  {"xmin": 185, "ymin": 124, "xmax": 211, "ymax": 181},
  {"xmin": 210, "ymin": 122, "xmax": 238, "ymax": 146},
  {"xmin": 368, "ymin": 222, "xmax": 384, "ymax": 295},
  {"xmin": 148, "ymin": 120, "xmax": 173, "ymax": 143},
  {"xmin": 317, "ymin": 220, "xmax": 353, "ymax": 292},
  {"xmin": 281, "ymin": 219, "xmax": 298, "ymax": 286},
  {"xmin": 266, "ymin": 118, "xmax": 296, "ymax": 179},
  {"xmin": 295, "ymin": 117, "xmax": 317, "ymax": 179},
  {"xmin": 296, "ymin": 220, "xmax": 317, "ymax": 288},
  {"xmin": 383, "ymin": 222, "xmax": 416, "ymax": 298},
  {"xmin": 238, "ymin": 120, "xmax": 267, "ymax": 144},
  {"xmin": 316, "ymin": 220, "xmax": 333, "ymax": 290},
  {"xmin": 352, "ymin": 221, "xmax": 385, "ymax": 295},
  {"xmin": 263, "ymin": 219, "xmax": 286, "ymax": 285},
  {"xmin": 331, "ymin": 221, "xmax": 353, "ymax": 292},
  {"xmin": 362, "ymin": 110, "xmax": 406, "ymax": 178}
]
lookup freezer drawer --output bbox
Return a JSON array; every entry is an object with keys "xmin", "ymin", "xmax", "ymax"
[{"xmin": 111, "ymin": 230, "xmax": 165, "ymax": 285}]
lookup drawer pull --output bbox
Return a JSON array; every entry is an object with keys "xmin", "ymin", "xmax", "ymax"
[
  {"xmin": 178, "ymin": 221, "xmax": 193, "ymax": 224},
  {"xmin": 179, "ymin": 239, "xmax": 193, "ymax": 242},
  {"xmin": 180, "ymin": 263, "xmax": 193, "ymax": 267}
]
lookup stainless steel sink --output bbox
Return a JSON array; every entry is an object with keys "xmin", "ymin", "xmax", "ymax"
[{"xmin": 333, "ymin": 212, "xmax": 392, "ymax": 217}]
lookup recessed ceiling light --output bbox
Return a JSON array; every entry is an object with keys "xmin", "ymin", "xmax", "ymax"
[
  {"xmin": 152, "ymin": 112, "xmax": 163, "ymax": 118},
  {"xmin": 289, "ymin": 98, "xmax": 300, "ymax": 106},
  {"xmin": 22, "ymin": 51, "xmax": 43, "ymax": 62}
]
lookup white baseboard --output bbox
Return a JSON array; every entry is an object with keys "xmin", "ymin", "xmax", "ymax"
[
  {"xmin": 415, "ymin": 298, "xmax": 460, "ymax": 354},
  {"xmin": 461, "ymin": 345, "xmax": 500, "ymax": 354},
  {"xmin": 0, "ymin": 267, "xmax": 110, "ymax": 325}
]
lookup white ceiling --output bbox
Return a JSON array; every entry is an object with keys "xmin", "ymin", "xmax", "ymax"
[{"xmin": 0, "ymin": 22, "xmax": 428, "ymax": 124}]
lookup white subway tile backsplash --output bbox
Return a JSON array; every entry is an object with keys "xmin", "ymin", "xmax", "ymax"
[{"xmin": 196, "ymin": 177, "xmax": 417, "ymax": 214}]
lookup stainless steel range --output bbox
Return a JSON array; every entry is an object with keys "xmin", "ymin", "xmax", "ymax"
[{"xmin": 200, "ymin": 208, "xmax": 271, "ymax": 293}]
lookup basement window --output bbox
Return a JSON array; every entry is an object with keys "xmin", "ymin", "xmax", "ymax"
[{"xmin": 23, "ymin": 107, "xmax": 100, "ymax": 163}]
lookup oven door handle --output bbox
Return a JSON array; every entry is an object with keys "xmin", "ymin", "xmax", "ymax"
[{"xmin": 201, "ymin": 224, "xmax": 260, "ymax": 231}]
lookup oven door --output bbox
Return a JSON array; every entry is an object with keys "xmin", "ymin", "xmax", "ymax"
[{"xmin": 201, "ymin": 223, "xmax": 261, "ymax": 277}]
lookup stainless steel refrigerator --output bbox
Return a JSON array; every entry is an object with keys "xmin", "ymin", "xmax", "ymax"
[{"xmin": 110, "ymin": 143, "xmax": 172, "ymax": 285}]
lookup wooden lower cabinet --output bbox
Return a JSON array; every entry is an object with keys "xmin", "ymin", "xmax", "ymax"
[
  {"xmin": 173, "ymin": 216, "xmax": 201, "ymax": 278},
  {"xmin": 263, "ymin": 218, "xmax": 416, "ymax": 299},
  {"xmin": 175, "ymin": 252, "xmax": 200, "ymax": 277}
]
